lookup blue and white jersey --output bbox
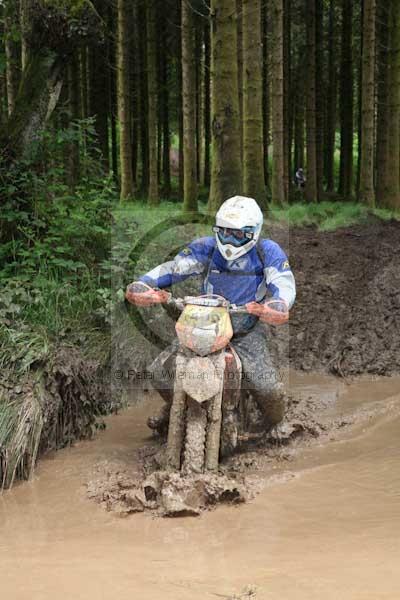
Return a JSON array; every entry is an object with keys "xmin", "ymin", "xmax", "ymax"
[{"xmin": 140, "ymin": 236, "xmax": 296, "ymax": 309}]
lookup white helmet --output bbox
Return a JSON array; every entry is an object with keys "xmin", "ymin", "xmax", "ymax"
[{"xmin": 214, "ymin": 196, "xmax": 263, "ymax": 260}]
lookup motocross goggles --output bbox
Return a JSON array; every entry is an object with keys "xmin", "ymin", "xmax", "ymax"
[{"xmin": 213, "ymin": 226, "xmax": 256, "ymax": 248}]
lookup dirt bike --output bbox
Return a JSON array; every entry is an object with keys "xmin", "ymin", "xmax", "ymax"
[{"xmin": 127, "ymin": 284, "xmax": 285, "ymax": 474}]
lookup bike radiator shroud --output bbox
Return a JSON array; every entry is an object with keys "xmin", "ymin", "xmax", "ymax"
[{"xmin": 175, "ymin": 304, "xmax": 233, "ymax": 356}]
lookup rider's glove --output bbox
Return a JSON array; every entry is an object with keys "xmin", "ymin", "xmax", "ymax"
[
  {"xmin": 245, "ymin": 298, "xmax": 289, "ymax": 326},
  {"xmin": 125, "ymin": 281, "xmax": 171, "ymax": 306}
]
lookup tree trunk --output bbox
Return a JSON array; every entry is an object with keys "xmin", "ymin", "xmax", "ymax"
[
  {"xmin": 4, "ymin": 7, "xmax": 20, "ymax": 116},
  {"xmin": 305, "ymin": 0, "xmax": 318, "ymax": 202},
  {"xmin": 208, "ymin": 0, "xmax": 242, "ymax": 212},
  {"xmin": 383, "ymin": 0, "xmax": 400, "ymax": 208},
  {"xmin": 20, "ymin": 0, "xmax": 31, "ymax": 71},
  {"xmin": 203, "ymin": 19, "xmax": 211, "ymax": 188},
  {"xmin": 177, "ymin": 0, "xmax": 184, "ymax": 200},
  {"xmin": 5, "ymin": 51, "xmax": 64, "ymax": 159},
  {"xmin": 117, "ymin": 0, "xmax": 134, "ymax": 200},
  {"xmin": 131, "ymin": 0, "xmax": 140, "ymax": 187},
  {"xmin": 79, "ymin": 47, "xmax": 88, "ymax": 120},
  {"xmin": 324, "ymin": 0, "xmax": 337, "ymax": 193},
  {"xmin": 359, "ymin": 0, "xmax": 376, "ymax": 206},
  {"xmin": 376, "ymin": 0, "xmax": 390, "ymax": 204},
  {"xmin": 0, "ymin": 72, "xmax": 6, "ymax": 129},
  {"xmin": 182, "ymin": 0, "xmax": 198, "ymax": 212},
  {"xmin": 242, "ymin": 0, "xmax": 265, "ymax": 206},
  {"xmin": 89, "ymin": 41, "xmax": 110, "ymax": 169},
  {"xmin": 270, "ymin": 0, "xmax": 285, "ymax": 206},
  {"xmin": 262, "ymin": 0, "xmax": 270, "ymax": 189},
  {"xmin": 293, "ymin": 48, "xmax": 305, "ymax": 173},
  {"xmin": 138, "ymin": 0, "xmax": 149, "ymax": 194},
  {"xmin": 108, "ymin": 4, "xmax": 118, "ymax": 180},
  {"xmin": 237, "ymin": 0, "xmax": 243, "ymax": 163},
  {"xmin": 196, "ymin": 23, "xmax": 203, "ymax": 185},
  {"xmin": 315, "ymin": 0, "xmax": 324, "ymax": 199},
  {"xmin": 160, "ymin": 7, "xmax": 171, "ymax": 198},
  {"xmin": 338, "ymin": 0, "xmax": 354, "ymax": 199},
  {"xmin": 147, "ymin": 0, "xmax": 159, "ymax": 205},
  {"xmin": 283, "ymin": 0, "xmax": 291, "ymax": 201}
]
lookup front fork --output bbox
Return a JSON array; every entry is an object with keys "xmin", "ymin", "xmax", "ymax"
[{"xmin": 166, "ymin": 346, "xmax": 242, "ymax": 471}]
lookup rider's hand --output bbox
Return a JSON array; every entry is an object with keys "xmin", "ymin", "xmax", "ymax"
[
  {"xmin": 245, "ymin": 299, "xmax": 289, "ymax": 325},
  {"xmin": 125, "ymin": 282, "xmax": 171, "ymax": 306}
]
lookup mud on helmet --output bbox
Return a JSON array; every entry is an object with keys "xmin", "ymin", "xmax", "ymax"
[{"xmin": 214, "ymin": 196, "xmax": 263, "ymax": 260}]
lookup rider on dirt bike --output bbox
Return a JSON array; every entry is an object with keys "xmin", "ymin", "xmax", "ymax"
[{"xmin": 126, "ymin": 196, "xmax": 296, "ymax": 437}]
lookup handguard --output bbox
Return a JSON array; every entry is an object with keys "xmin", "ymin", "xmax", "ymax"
[
  {"xmin": 245, "ymin": 299, "xmax": 289, "ymax": 326},
  {"xmin": 125, "ymin": 281, "xmax": 171, "ymax": 306}
]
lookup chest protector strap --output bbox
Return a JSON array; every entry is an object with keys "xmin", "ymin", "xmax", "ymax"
[{"xmin": 204, "ymin": 242, "xmax": 267, "ymax": 293}]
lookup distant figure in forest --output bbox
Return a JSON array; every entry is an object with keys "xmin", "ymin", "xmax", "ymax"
[
  {"xmin": 295, "ymin": 167, "xmax": 306, "ymax": 190},
  {"xmin": 169, "ymin": 148, "xmax": 179, "ymax": 177}
]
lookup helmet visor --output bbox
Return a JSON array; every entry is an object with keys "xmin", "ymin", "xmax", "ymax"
[{"xmin": 213, "ymin": 226, "xmax": 255, "ymax": 248}]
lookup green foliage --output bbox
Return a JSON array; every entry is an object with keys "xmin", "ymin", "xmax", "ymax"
[{"xmin": 0, "ymin": 119, "xmax": 116, "ymax": 373}]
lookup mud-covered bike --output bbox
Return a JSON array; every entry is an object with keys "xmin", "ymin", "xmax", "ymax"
[{"xmin": 127, "ymin": 283, "xmax": 286, "ymax": 474}]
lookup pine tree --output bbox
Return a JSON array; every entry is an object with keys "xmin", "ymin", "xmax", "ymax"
[
  {"xmin": 242, "ymin": 0, "xmax": 266, "ymax": 206},
  {"xmin": 4, "ymin": 2, "xmax": 20, "ymax": 116},
  {"xmin": 20, "ymin": 0, "xmax": 31, "ymax": 71},
  {"xmin": 324, "ymin": 0, "xmax": 337, "ymax": 193},
  {"xmin": 89, "ymin": 37, "xmax": 110, "ymax": 168},
  {"xmin": 270, "ymin": 0, "xmax": 285, "ymax": 205},
  {"xmin": 305, "ymin": 0, "xmax": 318, "ymax": 202},
  {"xmin": 315, "ymin": 0, "xmax": 324, "ymax": 199},
  {"xmin": 208, "ymin": 0, "xmax": 242, "ymax": 212},
  {"xmin": 261, "ymin": 0, "xmax": 270, "ymax": 189},
  {"xmin": 237, "ymin": 0, "xmax": 243, "ymax": 162},
  {"xmin": 359, "ymin": 0, "xmax": 376, "ymax": 206},
  {"xmin": 117, "ymin": 0, "xmax": 135, "ymax": 200},
  {"xmin": 203, "ymin": 19, "xmax": 211, "ymax": 188},
  {"xmin": 146, "ymin": 0, "xmax": 159, "ymax": 205},
  {"xmin": 338, "ymin": 0, "xmax": 354, "ymax": 199},
  {"xmin": 283, "ymin": 0, "xmax": 291, "ymax": 201},
  {"xmin": 376, "ymin": 0, "xmax": 390, "ymax": 204},
  {"xmin": 182, "ymin": 0, "xmax": 198, "ymax": 212},
  {"xmin": 383, "ymin": 0, "xmax": 400, "ymax": 208},
  {"xmin": 160, "ymin": 4, "xmax": 171, "ymax": 198}
]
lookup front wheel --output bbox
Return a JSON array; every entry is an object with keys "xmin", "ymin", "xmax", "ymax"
[{"xmin": 182, "ymin": 398, "xmax": 207, "ymax": 474}]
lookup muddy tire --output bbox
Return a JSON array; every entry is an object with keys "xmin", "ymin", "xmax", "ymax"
[
  {"xmin": 220, "ymin": 410, "xmax": 238, "ymax": 458},
  {"xmin": 182, "ymin": 398, "xmax": 207, "ymax": 474},
  {"xmin": 166, "ymin": 355, "xmax": 187, "ymax": 470}
]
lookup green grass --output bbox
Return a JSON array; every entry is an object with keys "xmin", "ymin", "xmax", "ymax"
[{"xmin": 269, "ymin": 201, "xmax": 400, "ymax": 231}]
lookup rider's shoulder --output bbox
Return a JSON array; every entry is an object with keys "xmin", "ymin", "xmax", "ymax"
[
  {"xmin": 258, "ymin": 238, "xmax": 288, "ymax": 265},
  {"xmin": 179, "ymin": 237, "xmax": 215, "ymax": 257}
]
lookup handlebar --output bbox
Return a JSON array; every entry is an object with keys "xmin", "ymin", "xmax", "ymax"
[
  {"xmin": 166, "ymin": 296, "xmax": 249, "ymax": 314},
  {"xmin": 126, "ymin": 282, "xmax": 288, "ymax": 315}
]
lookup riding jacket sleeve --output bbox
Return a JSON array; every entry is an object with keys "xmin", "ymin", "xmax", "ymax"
[
  {"xmin": 139, "ymin": 237, "xmax": 213, "ymax": 289},
  {"xmin": 260, "ymin": 239, "xmax": 296, "ymax": 309}
]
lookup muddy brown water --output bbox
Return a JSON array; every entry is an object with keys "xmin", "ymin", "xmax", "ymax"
[{"xmin": 1, "ymin": 373, "xmax": 400, "ymax": 600}]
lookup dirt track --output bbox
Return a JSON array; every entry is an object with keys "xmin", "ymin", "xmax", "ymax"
[{"xmin": 279, "ymin": 219, "xmax": 400, "ymax": 376}]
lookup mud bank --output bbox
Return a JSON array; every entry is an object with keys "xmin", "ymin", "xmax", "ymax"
[
  {"xmin": 0, "ymin": 345, "xmax": 110, "ymax": 488},
  {"xmin": 1, "ymin": 373, "xmax": 400, "ymax": 600},
  {"xmin": 280, "ymin": 220, "xmax": 400, "ymax": 376}
]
